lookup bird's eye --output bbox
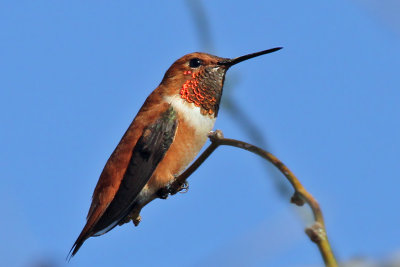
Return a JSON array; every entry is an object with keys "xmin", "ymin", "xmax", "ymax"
[{"xmin": 189, "ymin": 58, "xmax": 202, "ymax": 68}]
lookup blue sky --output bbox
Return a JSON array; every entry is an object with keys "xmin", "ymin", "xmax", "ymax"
[{"xmin": 1, "ymin": 1, "xmax": 399, "ymax": 266}]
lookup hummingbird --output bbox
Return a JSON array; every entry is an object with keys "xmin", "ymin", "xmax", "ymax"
[{"xmin": 69, "ymin": 47, "xmax": 282, "ymax": 258}]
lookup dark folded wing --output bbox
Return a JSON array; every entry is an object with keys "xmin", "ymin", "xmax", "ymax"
[
  {"xmin": 69, "ymin": 106, "xmax": 177, "ymax": 258},
  {"xmin": 92, "ymin": 106, "xmax": 178, "ymax": 234}
]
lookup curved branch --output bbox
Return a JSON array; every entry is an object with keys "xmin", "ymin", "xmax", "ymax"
[{"xmin": 168, "ymin": 130, "xmax": 337, "ymax": 267}]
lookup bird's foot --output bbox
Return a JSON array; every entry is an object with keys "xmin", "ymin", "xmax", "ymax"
[
  {"xmin": 132, "ymin": 215, "xmax": 141, "ymax": 227},
  {"xmin": 165, "ymin": 180, "xmax": 189, "ymax": 195},
  {"xmin": 158, "ymin": 181, "xmax": 189, "ymax": 197},
  {"xmin": 119, "ymin": 210, "xmax": 142, "ymax": 227},
  {"xmin": 156, "ymin": 187, "xmax": 170, "ymax": 199},
  {"xmin": 119, "ymin": 215, "xmax": 132, "ymax": 226}
]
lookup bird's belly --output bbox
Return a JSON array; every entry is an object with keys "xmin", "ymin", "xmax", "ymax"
[{"xmin": 146, "ymin": 99, "xmax": 216, "ymax": 190}]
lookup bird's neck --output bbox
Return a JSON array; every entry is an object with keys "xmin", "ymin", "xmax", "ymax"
[{"xmin": 163, "ymin": 94, "xmax": 216, "ymax": 136}]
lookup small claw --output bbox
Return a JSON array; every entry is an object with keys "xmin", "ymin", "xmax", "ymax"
[
  {"xmin": 133, "ymin": 215, "xmax": 142, "ymax": 227},
  {"xmin": 179, "ymin": 181, "xmax": 189, "ymax": 193}
]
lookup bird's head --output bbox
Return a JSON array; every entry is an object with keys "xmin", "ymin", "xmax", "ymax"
[{"xmin": 160, "ymin": 47, "xmax": 282, "ymax": 116}]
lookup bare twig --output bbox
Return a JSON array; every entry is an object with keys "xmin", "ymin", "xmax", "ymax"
[
  {"xmin": 168, "ymin": 130, "xmax": 337, "ymax": 267},
  {"xmin": 222, "ymin": 94, "xmax": 292, "ymax": 196},
  {"xmin": 185, "ymin": 0, "xmax": 214, "ymax": 52}
]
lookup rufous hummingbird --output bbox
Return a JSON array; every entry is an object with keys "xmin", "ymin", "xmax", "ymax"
[{"xmin": 69, "ymin": 47, "xmax": 282, "ymax": 258}]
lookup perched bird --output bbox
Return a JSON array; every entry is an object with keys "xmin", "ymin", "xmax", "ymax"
[{"xmin": 69, "ymin": 47, "xmax": 282, "ymax": 258}]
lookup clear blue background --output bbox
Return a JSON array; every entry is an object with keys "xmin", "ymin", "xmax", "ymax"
[{"xmin": 1, "ymin": 1, "xmax": 399, "ymax": 266}]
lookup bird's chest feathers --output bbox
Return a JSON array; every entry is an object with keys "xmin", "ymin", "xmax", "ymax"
[{"xmin": 164, "ymin": 95, "xmax": 216, "ymax": 138}]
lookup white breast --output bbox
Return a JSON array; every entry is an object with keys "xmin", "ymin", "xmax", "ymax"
[{"xmin": 164, "ymin": 95, "xmax": 216, "ymax": 137}]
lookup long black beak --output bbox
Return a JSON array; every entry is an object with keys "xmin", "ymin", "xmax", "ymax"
[{"xmin": 218, "ymin": 47, "xmax": 282, "ymax": 67}]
